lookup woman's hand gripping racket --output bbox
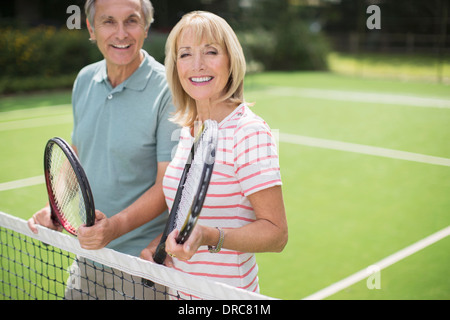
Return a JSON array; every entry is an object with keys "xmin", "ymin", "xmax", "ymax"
[
  {"xmin": 154, "ymin": 119, "xmax": 219, "ymax": 264},
  {"xmin": 44, "ymin": 137, "xmax": 95, "ymax": 235}
]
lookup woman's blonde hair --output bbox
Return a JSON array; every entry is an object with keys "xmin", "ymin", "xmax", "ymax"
[{"xmin": 165, "ymin": 11, "xmax": 246, "ymax": 127}]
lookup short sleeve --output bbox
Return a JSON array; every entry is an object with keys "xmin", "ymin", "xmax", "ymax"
[
  {"xmin": 70, "ymin": 69, "xmax": 84, "ymax": 148},
  {"xmin": 233, "ymin": 118, "xmax": 282, "ymax": 197},
  {"xmin": 156, "ymin": 92, "xmax": 181, "ymax": 163}
]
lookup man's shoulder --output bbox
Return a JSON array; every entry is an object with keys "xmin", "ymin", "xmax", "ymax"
[
  {"xmin": 143, "ymin": 51, "xmax": 166, "ymax": 80},
  {"xmin": 76, "ymin": 60, "xmax": 104, "ymax": 80}
]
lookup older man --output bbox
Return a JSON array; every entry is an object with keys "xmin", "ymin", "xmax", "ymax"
[{"xmin": 28, "ymin": 0, "xmax": 179, "ymax": 299}]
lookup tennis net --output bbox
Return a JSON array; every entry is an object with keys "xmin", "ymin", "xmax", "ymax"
[{"xmin": 0, "ymin": 211, "xmax": 272, "ymax": 300}]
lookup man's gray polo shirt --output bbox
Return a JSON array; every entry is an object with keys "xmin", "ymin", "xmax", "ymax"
[{"xmin": 72, "ymin": 50, "xmax": 179, "ymax": 256}]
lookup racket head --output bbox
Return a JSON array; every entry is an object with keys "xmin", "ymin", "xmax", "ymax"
[
  {"xmin": 153, "ymin": 120, "xmax": 219, "ymax": 264},
  {"xmin": 175, "ymin": 119, "xmax": 219, "ymax": 243},
  {"xmin": 44, "ymin": 137, "xmax": 95, "ymax": 235}
]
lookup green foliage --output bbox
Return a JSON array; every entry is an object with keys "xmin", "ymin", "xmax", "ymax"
[
  {"xmin": 0, "ymin": 26, "xmax": 100, "ymax": 78},
  {"xmin": 238, "ymin": 0, "xmax": 330, "ymax": 71},
  {"xmin": 0, "ymin": 74, "xmax": 77, "ymax": 95},
  {"xmin": 0, "ymin": 26, "xmax": 101, "ymax": 94},
  {"xmin": 143, "ymin": 32, "xmax": 168, "ymax": 65},
  {"xmin": 0, "ymin": 27, "xmax": 172, "ymax": 94},
  {"xmin": 239, "ymin": 24, "xmax": 330, "ymax": 72},
  {"xmin": 0, "ymin": 19, "xmax": 330, "ymax": 94},
  {"xmin": 272, "ymin": 20, "xmax": 329, "ymax": 71}
]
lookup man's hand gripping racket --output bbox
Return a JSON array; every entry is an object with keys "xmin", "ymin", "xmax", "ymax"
[{"xmin": 44, "ymin": 137, "xmax": 95, "ymax": 235}]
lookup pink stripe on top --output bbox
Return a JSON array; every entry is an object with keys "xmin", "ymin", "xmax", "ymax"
[{"xmin": 162, "ymin": 104, "xmax": 282, "ymax": 297}]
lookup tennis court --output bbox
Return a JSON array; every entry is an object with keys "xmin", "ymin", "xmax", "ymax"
[{"xmin": 1, "ymin": 72, "xmax": 449, "ymax": 300}]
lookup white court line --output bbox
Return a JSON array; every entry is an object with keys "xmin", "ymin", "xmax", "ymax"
[
  {"xmin": 1, "ymin": 133, "xmax": 448, "ymax": 192},
  {"xmin": 0, "ymin": 104, "xmax": 71, "ymax": 119},
  {"xmin": 303, "ymin": 225, "xmax": 450, "ymax": 300},
  {"xmin": 0, "ymin": 114, "xmax": 72, "ymax": 131},
  {"xmin": 279, "ymin": 133, "xmax": 450, "ymax": 167},
  {"xmin": 0, "ymin": 175, "xmax": 44, "ymax": 192},
  {"xmin": 265, "ymin": 87, "xmax": 450, "ymax": 109},
  {"xmin": 1, "ymin": 132, "xmax": 449, "ymax": 299}
]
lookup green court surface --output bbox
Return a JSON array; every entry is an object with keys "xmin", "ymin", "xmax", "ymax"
[{"xmin": 1, "ymin": 72, "xmax": 449, "ymax": 300}]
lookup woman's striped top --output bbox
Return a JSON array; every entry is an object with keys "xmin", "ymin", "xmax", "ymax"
[{"xmin": 162, "ymin": 103, "xmax": 282, "ymax": 298}]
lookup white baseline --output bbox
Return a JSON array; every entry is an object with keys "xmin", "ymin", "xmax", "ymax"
[
  {"xmin": 265, "ymin": 87, "xmax": 450, "ymax": 109},
  {"xmin": 1, "ymin": 133, "xmax": 449, "ymax": 192},
  {"xmin": 0, "ymin": 175, "xmax": 45, "ymax": 192},
  {"xmin": 303, "ymin": 225, "xmax": 450, "ymax": 300},
  {"xmin": 279, "ymin": 133, "xmax": 450, "ymax": 167}
]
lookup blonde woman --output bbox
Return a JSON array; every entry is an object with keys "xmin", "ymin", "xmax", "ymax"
[{"xmin": 141, "ymin": 11, "xmax": 287, "ymax": 295}]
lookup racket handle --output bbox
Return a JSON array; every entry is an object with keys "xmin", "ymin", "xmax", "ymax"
[
  {"xmin": 141, "ymin": 240, "xmax": 166, "ymax": 287},
  {"xmin": 141, "ymin": 278, "xmax": 154, "ymax": 287},
  {"xmin": 153, "ymin": 242, "xmax": 167, "ymax": 265}
]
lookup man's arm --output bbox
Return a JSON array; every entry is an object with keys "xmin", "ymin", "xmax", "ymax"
[{"xmin": 77, "ymin": 161, "xmax": 169, "ymax": 250}]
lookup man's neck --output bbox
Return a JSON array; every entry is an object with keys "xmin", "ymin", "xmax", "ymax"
[{"xmin": 106, "ymin": 51, "xmax": 144, "ymax": 88}]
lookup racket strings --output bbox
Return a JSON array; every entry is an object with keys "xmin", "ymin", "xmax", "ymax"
[
  {"xmin": 48, "ymin": 145, "xmax": 87, "ymax": 232},
  {"xmin": 174, "ymin": 124, "xmax": 214, "ymax": 232}
]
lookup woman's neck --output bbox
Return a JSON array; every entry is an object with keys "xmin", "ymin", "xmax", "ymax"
[
  {"xmin": 195, "ymin": 99, "xmax": 238, "ymax": 124},
  {"xmin": 190, "ymin": 99, "xmax": 239, "ymax": 137}
]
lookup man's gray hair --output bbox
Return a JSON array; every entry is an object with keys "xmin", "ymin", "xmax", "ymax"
[{"xmin": 85, "ymin": 0, "xmax": 154, "ymax": 30}]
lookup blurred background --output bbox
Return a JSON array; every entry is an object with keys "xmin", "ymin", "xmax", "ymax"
[{"xmin": 0, "ymin": 0, "xmax": 449, "ymax": 94}]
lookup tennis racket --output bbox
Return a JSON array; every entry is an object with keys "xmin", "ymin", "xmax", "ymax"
[
  {"xmin": 153, "ymin": 119, "xmax": 219, "ymax": 264},
  {"xmin": 44, "ymin": 137, "xmax": 95, "ymax": 235}
]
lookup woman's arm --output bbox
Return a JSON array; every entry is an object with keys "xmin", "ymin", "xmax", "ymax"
[
  {"xmin": 165, "ymin": 185, "xmax": 288, "ymax": 260},
  {"xmin": 220, "ymin": 185, "xmax": 288, "ymax": 253}
]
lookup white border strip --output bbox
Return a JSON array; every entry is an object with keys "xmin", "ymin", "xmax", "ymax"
[
  {"xmin": 280, "ymin": 133, "xmax": 450, "ymax": 167},
  {"xmin": 0, "ymin": 211, "xmax": 273, "ymax": 300},
  {"xmin": 303, "ymin": 225, "xmax": 450, "ymax": 300}
]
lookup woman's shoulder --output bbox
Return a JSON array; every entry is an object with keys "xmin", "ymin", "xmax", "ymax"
[{"xmin": 232, "ymin": 103, "xmax": 272, "ymax": 135}]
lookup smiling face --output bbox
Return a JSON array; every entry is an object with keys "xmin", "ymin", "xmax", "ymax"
[
  {"xmin": 87, "ymin": 0, "xmax": 148, "ymax": 74},
  {"xmin": 176, "ymin": 28, "xmax": 230, "ymax": 105}
]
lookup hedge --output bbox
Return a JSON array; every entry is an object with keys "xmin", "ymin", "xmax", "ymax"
[{"xmin": 0, "ymin": 25, "xmax": 329, "ymax": 94}]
